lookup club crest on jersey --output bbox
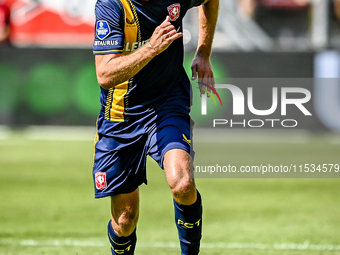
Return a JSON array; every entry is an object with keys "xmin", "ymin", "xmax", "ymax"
[
  {"xmin": 167, "ymin": 4, "xmax": 180, "ymax": 21},
  {"xmin": 96, "ymin": 20, "xmax": 110, "ymax": 40},
  {"xmin": 95, "ymin": 172, "xmax": 107, "ymax": 190}
]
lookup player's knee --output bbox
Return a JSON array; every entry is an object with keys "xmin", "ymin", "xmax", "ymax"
[
  {"xmin": 164, "ymin": 149, "xmax": 196, "ymax": 204},
  {"xmin": 114, "ymin": 210, "xmax": 139, "ymax": 237},
  {"xmin": 169, "ymin": 177, "xmax": 196, "ymax": 203}
]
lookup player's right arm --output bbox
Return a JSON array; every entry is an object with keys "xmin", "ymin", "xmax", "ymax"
[{"xmin": 96, "ymin": 16, "xmax": 182, "ymax": 90}]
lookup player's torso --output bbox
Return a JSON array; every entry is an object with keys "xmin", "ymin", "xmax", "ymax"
[
  {"xmin": 95, "ymin": 0, "xmax": 193, "ymax": 122},
  {"xmin": 119, "ymin": 0, "xmax": 190, "ymax": 55}
]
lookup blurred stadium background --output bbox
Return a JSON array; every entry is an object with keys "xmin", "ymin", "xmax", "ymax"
[
  {"xmin": 1, "ymin": 0, "xmax": 340, "ymax": 129},
  {"xmin": 0, "ymin": 0, "xmax": 340, "ymax": 254}
]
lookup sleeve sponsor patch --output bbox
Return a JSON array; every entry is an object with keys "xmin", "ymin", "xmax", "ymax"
[{"xmin": 96, "ymin": 20, "xmax": 111, "ymax": 40}]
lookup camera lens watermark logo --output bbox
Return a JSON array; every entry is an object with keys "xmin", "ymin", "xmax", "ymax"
[{"xmin": 197, "ymin": 82, "xmax": 223, "ymax": 108}]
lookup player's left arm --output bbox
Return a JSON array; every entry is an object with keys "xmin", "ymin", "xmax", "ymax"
[{"xmin": 191, "ymin": 0, "xmax": 219, "ymax": 95}]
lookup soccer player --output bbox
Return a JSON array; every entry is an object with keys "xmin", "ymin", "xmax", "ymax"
[{"xmin": 92, "ymin": 0, "xmax": 218, "ymax": 253}]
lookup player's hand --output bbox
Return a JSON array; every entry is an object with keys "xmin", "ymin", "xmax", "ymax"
[
  {"xmin": 149, "ymin": 16, "xmax": 182, "ymax": 55},
  {"xmin": 191, "ymin": 51, "xmax": 215, "ymax": 97}
]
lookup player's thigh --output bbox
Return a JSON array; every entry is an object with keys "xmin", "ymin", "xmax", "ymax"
[
  {"xmin": 147, "ymin": 114, "xmax": 196, "ymax": 200},
  {"xmin": 163, "ymin": 148, "xmax": 193, "ymax": 185},
  {"xmin": 148, "ymin": 114, "xmax": 193, "ymax": 170},
  {"xmin": 93, "ymin": 118, "xmax": 149, "ymax": 198}
]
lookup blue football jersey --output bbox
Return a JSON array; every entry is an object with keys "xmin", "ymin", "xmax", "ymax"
[{"xmin": 93, "ymin": 0, "xmax": 204, "ymax": 122}]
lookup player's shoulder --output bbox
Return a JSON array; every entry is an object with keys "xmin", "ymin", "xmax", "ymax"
[{"xmin": 95, "ymin": 0, "xmax": 124, "ymax": 15}]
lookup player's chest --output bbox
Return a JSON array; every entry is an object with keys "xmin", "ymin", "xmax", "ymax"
[
  {"xmin": 121, "ymin": 0, "xmax": 188, "ymax": 53},
  {"xmin": 131, "ymin": 0, "xmax": 189, "ymax": 35}
]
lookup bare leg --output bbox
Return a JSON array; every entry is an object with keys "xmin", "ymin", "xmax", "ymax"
[
  {"xmin": 108, "ymin": 189, "xmax": 139, "ymax": 254},
  {"xmin": 164, "ymin": 149, "xmax": 197, "ymax": 205},
  {"xmin": 164, "ymin": 149, "xmax": 202, "ymax": 255}
]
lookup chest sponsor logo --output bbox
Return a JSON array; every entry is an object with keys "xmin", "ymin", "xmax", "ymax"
[
  {"xmin": 167, "ymin": 3, "xmax": 180, "ymax": 21},
  {"xmin": 96, "ymin": 20, "xmax": 110, "ymax": 40},
  {"xmin": 124, "ymin": 39, "xmax": 150, "ymax": 52}
]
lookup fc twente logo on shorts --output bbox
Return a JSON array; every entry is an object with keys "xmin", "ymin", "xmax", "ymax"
[
  {"xmin": 95, "ymin": 172, "xmax": 107, "ymax": 190},
  {"xmin": 167, "ymin": 4, "xmax": 180, "ymax": 21}
]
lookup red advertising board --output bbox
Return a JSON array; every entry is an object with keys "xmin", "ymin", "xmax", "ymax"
[{"xmin": 5, "ymin": 0, "xmax": 95, "ymax": 47}]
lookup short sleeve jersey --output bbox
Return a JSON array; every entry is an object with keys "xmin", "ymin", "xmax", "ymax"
[{"xmin": 93, "ymin": 0, "xmax": 204, "ymax": 122}]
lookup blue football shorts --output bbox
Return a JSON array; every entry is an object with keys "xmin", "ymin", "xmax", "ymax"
[{"xmin": 92, "ymin": 109, "xmax": 194, "ymax": 198}]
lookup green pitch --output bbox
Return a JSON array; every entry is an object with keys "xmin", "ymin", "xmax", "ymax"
[{"xmin": 0, "ymin": 130, "xmax": 340, "ymax": 255}]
